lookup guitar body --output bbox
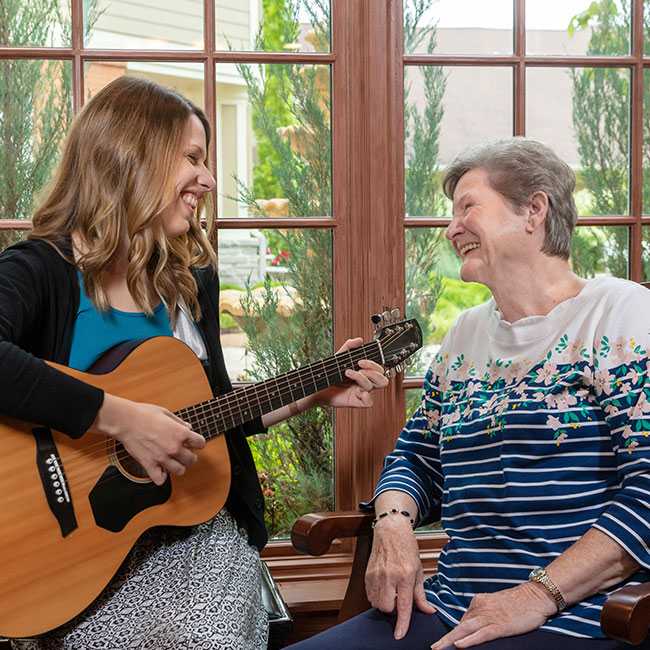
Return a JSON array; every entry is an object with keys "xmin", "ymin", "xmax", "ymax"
[{"xmin": 0, "ymin": 337, "xmax": 230, "ymax": 638}]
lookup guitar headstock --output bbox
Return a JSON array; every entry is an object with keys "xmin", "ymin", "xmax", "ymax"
[{"xmin": 372, "ymin": 308, "xmax": 423, "ymax": 373}]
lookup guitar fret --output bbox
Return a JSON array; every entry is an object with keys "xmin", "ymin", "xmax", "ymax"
[
  {"xmin": 270, "ymin": 376, "xmax": 285, "ymax": 412},
  {"xmin": 308, "ymin": 362, "xmax": 319, "ymax": 394}
]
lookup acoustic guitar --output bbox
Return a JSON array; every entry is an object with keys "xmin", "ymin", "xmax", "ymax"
[{"xmin": 0, "ymin": 316, "xmax": 421, "ymax": 638}]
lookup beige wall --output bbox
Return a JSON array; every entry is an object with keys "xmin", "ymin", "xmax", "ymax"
[{"xmin": 410, "ymin": 27, "xmax": 593, "ymax": 167}]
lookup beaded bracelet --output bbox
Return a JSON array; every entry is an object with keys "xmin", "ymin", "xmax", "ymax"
[{"xmin": 371, "ymin": 508, "xmax": 415, "ymax": 529}]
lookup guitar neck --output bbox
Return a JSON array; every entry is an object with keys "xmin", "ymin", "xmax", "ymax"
[{"xmin": 175, "ymin": 339, "xmax": 383, "ymax": 440}]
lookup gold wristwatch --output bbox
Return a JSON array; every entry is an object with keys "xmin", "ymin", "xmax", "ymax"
[{"xmin": 528, "ymin": 567, "xmax": 566, "ymax": 612}]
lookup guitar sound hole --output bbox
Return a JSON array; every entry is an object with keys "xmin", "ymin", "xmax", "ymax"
[{"xmin": 109, "ymin": 441, "xmax": 151, "ymax": 482}]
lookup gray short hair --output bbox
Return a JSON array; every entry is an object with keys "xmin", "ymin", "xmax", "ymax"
[{"xmin": 441, "ymin": 137, "xmax": 578, "ymax": 259}]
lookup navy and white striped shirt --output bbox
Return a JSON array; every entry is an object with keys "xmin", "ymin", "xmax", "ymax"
[{"xmin": 372, "ymin": 276, "xmax": 650, "ymax": 638}]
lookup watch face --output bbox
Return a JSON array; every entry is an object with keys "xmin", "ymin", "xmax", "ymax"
[{"xmin": 529, "ymin": 567, "xmax": 544, "ymax": 579}]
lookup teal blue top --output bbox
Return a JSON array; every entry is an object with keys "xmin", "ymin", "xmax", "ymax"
[{"xmin": 69, "ymin": 273, "xmax": 172, "ymax": 371}]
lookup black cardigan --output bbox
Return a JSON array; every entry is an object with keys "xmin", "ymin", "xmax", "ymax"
[{"xmin": 0, "ymin": 238, "xmax": 268, "ymax": 550}]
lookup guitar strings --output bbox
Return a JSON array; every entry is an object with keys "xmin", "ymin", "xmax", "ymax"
[
  {"xmin": 48, "ymin": 327, "xmax": 414, "ymax": 491},
  {"xmin": 49, "ymin": 328, "xmax": 409, "ymax": 490},
  {"xmin": 50, "ymin": 330, "xmax": 403, "ymax": 486},
  {"xmin": 57, "ymin": 343, "xmax": 384, "ymax": 484},
  {"xmin": 52, "ymin": 344, "xmax": 384, "ymax": 491},
  {"xmin": 57, "ymin": 341, "xmax": 382, "ymax": 466}
]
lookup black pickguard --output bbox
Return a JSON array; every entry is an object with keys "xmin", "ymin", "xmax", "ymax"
[{"xmin": 88, "ymin": 466, "xmax": 171, "ymax": 533}]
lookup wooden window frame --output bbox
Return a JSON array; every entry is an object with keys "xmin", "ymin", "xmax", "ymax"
[{"xmin": 1, "ymin": 0, "xmax": 648, "ymax": 604}]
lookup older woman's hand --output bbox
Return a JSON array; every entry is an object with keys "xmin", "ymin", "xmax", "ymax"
[
  {"xmin": 365, "ymin": 514, "xmax": 437, "ymax": 640},
  {"xmin": 430, "ymin": 582, "xmax": 557, "ymax": 649}
]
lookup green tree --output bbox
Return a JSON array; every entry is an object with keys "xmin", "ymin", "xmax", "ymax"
[
  {"xmin": 233, "ymin": 0, "xmax": 333, "ymax": 537},
  {"xmin": 0, "ymin": 0, "xmax": 97, "ymax": 250},
  {"xmin": 235, "ymin": 0, "xmax": 445, "ymax": 536},
  {"xmin": 569, "ymin": 0, "xmax": 646, "ymax": 278},
  {"xmin": 404, "ymin": 0, "xmax": 446, "ymax": 372}
]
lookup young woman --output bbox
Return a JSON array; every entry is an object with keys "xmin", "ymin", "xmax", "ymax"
[{"xmin": 0, "ymin": 75, "xmax": 388, "ymax": 649}]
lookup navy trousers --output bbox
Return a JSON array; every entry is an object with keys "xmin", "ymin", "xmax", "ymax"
[{"xmin": 285, "ymin": 609, "xmax": 650, "ymax": 650}]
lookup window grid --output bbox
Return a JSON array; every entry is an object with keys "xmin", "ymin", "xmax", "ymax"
[
  {"xmin": 403, "ymin": 0, "xmax": 647, "ymax": 283},
  {"xmin": 1, "ymin": 0, "xmax": 645, "ymax": 555},
  {"xmin": 0, "ymin": 0, "xmax": 335, "ymax": 236}
]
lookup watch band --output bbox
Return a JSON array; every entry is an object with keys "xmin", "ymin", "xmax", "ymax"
[{"xmin": 528, "ymin": 567, "xmax": 566, "ymax": 612}]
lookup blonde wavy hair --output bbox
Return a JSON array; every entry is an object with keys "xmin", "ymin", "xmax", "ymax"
[{"xmin": 30, "ymin": 75, "xmax": 217, "ymax": 324}]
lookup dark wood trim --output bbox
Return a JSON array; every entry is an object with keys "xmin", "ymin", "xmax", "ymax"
[
  {"xmin": 215, "ymin": 217, "xmax": 337, "ymax": 228},
  {"xmin": 330, "ymin": 0, "xmax": 408, "ymax": 514},
  {"xmin": 514, "ymin": 0, "xmax": 525, "ymax": 135},
  {"xmin": 0, "ymin": 220, "xmax": 31, "ymax": 230},
  {"xmin": 629, "ymin": 0, "xmax": 644, "ymax": 281},
  {"xmin": 404, "ymin": 55, "xmax": 650, "ymax": 68},
  {"xmin": 0, "ymin": 47, "xmax": 334, "ymax": 63},
  {"xmin": 70, "ymin": 0, "xmax": 84, "ymax": 114},
  {"xmin": 405, "ymin": 215, "xmax": 643, "ymax": 227},
  {"xmin": 204, "ymin": 0, "xmax": 218, "ymax": 244}
]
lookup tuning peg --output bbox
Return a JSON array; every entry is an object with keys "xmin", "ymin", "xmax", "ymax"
[
  {"xmin": 385, "ymin": 368, "xmax": 393, "ymax": 379},
  {"xmin": 382, "ymin": 310, "xmax": 391, "ymax": 324},
  {"xmin": 371, "ymin": 314, "xmax": 382, "ymax": 325},
  {"xmin": 391, "ymin": 308, "xmax": 400, "ymax": 321},
  {"xmin": 396, "ymin": 364, "xmax": 404, "ymax": 373}
]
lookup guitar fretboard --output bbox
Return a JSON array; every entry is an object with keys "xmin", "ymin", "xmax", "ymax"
[{"xmin": 175, "ymin": 340, "xmax": 383, "ymax": 439}]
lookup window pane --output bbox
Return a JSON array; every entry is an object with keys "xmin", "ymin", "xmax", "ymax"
[
  {"xmin": 526, "ymin": 0, "xmax": 630, "ymax": 55},
  {"xmin": 218, "ymin": 227, "xmax": 334, "ymax": 538},
  {"xmin": 405, "ymin": 231, "xmax": 492, "ymax": 377},
  {"xmin": 527, "ymin": 67, "xmax": 630, "ymax": 216},
  {"xmin": 404, "ymin": 0, "xmax": 513, "ymax": 55},
  {"xmin": 218, "ymin": 0, "xmax": 330, "ymax": 52},
  {"xmin": 404, "ymin": 65, "xmax": 446, "ymax": 218},
  {"xmin": 84, "ymin": 62, "xmax": 205, "ymax": 108},
  {"xmin": 571, "ymin": 225, "xmax": 629, "ymax": 278},
  {"xmin": 85, "ymin": 0, "xmax": 203, "ymax": 49},
  {"xmin": 642, "ymin": 227, "xmax": 650, "ymax": 281},
  {"xmin": 0, "ymin": 230, "xmax": 27, "ymax": 252},
  {"xmin": 405, "ymin": 66, "xmax": 513, "ymax": 215},
  {"xmin": 0, "ymin": 1, "xmax": 71, "ymax": 47},
  {"xmin": 249, "ymin": 409, "xmax": 333, "ymax": 539},
  {"xmin": 643, "ymin": 69, "xmax": 650, "ymax": 214},
  {"xmin": 216, "ymin": 63, "xmax": 331, "ymax": 219},
  {"xmin": 0, "ymin": 60, "xmax": 72, "ymax": 227}
]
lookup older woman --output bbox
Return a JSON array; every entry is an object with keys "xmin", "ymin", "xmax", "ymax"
[{"xmin": 288, "ymin": 137, "xmax": 650, "ymax": 649}]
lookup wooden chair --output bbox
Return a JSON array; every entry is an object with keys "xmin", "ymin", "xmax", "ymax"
[{"xmin": 291, "ymin": 511, "xmax": 650, "ymax": 646}]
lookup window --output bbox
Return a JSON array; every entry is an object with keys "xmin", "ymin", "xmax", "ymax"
[
  {"xmin": 403, "ymin": 0, "xmax": 648, "ymax": 405},
  {"xmin": 1, "ymin": 0, "xmax": 648, "ymax": 569}
]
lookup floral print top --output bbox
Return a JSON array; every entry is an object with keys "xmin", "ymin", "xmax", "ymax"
[{"xmin": 372, "ymin": 276, "xmax": 650, "ymax": 638}]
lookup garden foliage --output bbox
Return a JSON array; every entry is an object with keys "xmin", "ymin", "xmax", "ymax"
[
  {"xmin": 570, "ymin": 0, "xmax": 649, "ymax": 278},
  {"xmin": 236, "ymin": 0, "xmax": 446, "ymax": 536}
]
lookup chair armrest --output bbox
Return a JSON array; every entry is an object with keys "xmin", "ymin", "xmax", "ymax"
[
  {"xmin": 601, "ymin": 582, "xmax": 650, "ymax": 645},
  {"xmin": 291, "ymin": 511, "xmax": 375, "ymax": 622},
  {"xmin": 291, "ymin": 511, "xmax": 374, "ymax": 556}
]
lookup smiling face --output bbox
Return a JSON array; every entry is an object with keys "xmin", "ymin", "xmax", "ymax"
[
  {"xmin": 446, "ymin": 168, "xmax": 533, "ymax": 290},
  {"xmin": 159, "ymin": 114, "xmax": 216, "ymax": 238}
]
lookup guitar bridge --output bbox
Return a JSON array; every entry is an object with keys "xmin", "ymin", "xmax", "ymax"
[{"xmin": 33, "ymin": 427, "xmax": 78, "ymax": 537}]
